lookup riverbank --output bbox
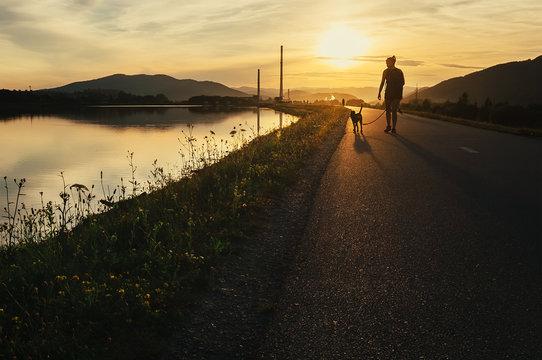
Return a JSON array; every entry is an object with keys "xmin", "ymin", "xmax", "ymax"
[{"xmin": 0, "ymin": 104, "xmax": 349, "ymax": 359}]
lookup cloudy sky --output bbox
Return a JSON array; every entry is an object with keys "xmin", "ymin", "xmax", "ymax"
[{"xmin": 1, "ymin": 0, "xmax": 541, "ymax": 91}]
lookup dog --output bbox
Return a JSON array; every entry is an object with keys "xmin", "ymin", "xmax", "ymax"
[{"xmin": 350, "ymin": 107, "xmax": 363, "ymax": 134}]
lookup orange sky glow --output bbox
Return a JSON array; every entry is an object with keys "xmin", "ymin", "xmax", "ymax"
[{"xmin": 1, "ymin": 0, "xmax": 540, "ymax": 91}]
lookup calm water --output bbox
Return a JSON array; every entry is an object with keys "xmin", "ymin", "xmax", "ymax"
[{"xmin": 0, "ymin": 106, "xmax": 297, "ymax": 212}]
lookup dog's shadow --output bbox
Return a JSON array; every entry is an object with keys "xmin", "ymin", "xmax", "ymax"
[{"xmin": 354, "ymin": 132, "xmax": 371, "ymax": 154}]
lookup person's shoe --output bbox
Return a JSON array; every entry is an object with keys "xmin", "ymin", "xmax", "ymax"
[
  {"xmin": 391, "ymin": 128, "xmax": 396, "ymax": 134},
  {"xmin": 384, "ymin": 126, "xmax": 391, "ymax": 133}
]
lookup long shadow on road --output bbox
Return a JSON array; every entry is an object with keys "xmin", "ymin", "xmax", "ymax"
[
  {"xmin": 353, "ymin": 133, "xmax": 386, "ymax": 172},
  {"xmin": 353, "ymin": 133, "xmax": 368, "ymax": 153}
]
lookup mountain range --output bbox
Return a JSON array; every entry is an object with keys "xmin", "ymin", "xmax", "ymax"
[
  {"xmin": 405, "ymin": 56, "xmax": 542, "ymax": 105},
  {"xmin": 45, "ymin": 56, "xmax": 541, "ymax": 105},
  {"xmin": 47, "ymin": 74, "xmax": 248, "ymax": 102}
]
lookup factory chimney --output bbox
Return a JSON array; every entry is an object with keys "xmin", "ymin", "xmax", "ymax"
[
  {"xmin": 257, "ymin": 69, "xmax": 260, "ymax": 106},
  {"xmin": 279, "ymin": 45, "xmax": 283, "ymax": 102}
]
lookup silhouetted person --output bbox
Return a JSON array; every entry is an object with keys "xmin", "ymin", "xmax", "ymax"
[{"xmin": 378, "ymin": 56, "xmax": 405, "ymax": 133}]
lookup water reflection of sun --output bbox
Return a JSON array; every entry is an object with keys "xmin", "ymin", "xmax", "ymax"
[{"xmin": 316, "ymin": 23, "xmax": 370, "ymax": 68}]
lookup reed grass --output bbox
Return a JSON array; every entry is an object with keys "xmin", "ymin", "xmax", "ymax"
[{"xmin": 0, "ymin": 104, "xmax": 348, "ymax": 359}]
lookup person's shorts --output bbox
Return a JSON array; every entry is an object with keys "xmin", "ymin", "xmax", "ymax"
[{"xmin": 385, "ymin": 98, "xmax": 401, "ymax": 111}]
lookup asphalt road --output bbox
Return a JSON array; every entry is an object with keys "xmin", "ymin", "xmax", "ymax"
[{"xmin": 258, "ymin": 109, "xmax": 542, "ymax": 359}]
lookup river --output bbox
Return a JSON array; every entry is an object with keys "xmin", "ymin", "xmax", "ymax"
[{"xmin": 0, "ymin": 106, "xmax": 297, "ymax": 213}]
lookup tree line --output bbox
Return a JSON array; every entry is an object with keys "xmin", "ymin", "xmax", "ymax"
[
  {"xmin": 402, "ymin": 93, "xmax": 542, "ymax": 129},
  {"xmin": 0, "ymin": 89, "xmax": 171, "ymax": 109},
  {"xmin": 0, "ymin": 90, "xmax": 262, "ymax": 115}
]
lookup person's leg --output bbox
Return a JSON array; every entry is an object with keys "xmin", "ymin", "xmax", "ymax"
[
  {"xmin": 390, "ymin": 99, "xmax": 400, "ymax": 131},
  {"xmin": 385, "ymin": 100, "xmax": 392, "ymax": 132}
]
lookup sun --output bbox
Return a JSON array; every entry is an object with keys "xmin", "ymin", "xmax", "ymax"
[{"xmin": 316, "ymin": 23, "xmax": 370, "ymax": 68}]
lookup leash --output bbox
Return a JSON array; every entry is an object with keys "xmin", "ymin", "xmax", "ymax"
[{"xmin": 362, "ymin": 109, "xmax": 386, "ymax": 126}]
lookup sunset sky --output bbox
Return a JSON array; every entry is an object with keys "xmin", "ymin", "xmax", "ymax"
[{"xmin": 1, "ymin": 0, "xmax": 540, "ymax": 91}]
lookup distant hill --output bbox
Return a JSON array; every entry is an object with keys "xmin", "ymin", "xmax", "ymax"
[
  {"xmin": 289, "ymin": 91, "xmax": 358, "ymax": 102},
  {"xmin": 236, "ymin": 86, "xmax": 396, "ymax": 103},
  {"xmin": 405, "ymin": 56, "xmax": 542, "ymax": 105},
  {"xmin": 234, "ymin": 86, "xmax": 278, "ymax": 100},
  {"xmin": 293, "ymin": 86, "xmax": 415, "ymax": 103},
  {"xmin": 47, "ymin": 74, "xmax": 249, "ymax": 102}
]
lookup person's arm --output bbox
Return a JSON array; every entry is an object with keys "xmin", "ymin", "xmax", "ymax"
[{"xmin": 378, "ymin": 70, "xmax": 386, "ymax": 100}]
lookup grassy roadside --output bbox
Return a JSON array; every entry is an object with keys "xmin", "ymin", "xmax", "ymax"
[
  {"xmin": 0, "ymin": 104, "xmax": 349, "ymax": 359},
  {"xmin": 402, "ymin": 109, "xmax": 542, "ymax": 137}
]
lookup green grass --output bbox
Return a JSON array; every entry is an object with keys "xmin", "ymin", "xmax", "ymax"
[
  {"xmin": 402, "ymin": 109, "xmax": 542, "ymax": 137},
  {"xmin": 0, "ymin": 104, "xmax": 349, "ymax": 359}
]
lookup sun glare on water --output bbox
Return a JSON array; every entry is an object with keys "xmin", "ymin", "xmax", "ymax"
[{"xmin": 317, "ymin": 23, "xmax": 370, "ymax": 68}]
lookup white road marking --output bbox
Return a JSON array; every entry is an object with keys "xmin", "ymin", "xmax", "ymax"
[{"xmin": 459, "ymin": 146, "xmax": 479, "ymax": 154}]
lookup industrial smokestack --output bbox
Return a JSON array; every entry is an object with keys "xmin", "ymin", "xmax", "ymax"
[
  {"xmin": 257, "ymin": 68, "xmax": 260, "ymax": 106},
  {"xmin": 280, "ymin": 45, "xmax": 283, "ymax": 102}
]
